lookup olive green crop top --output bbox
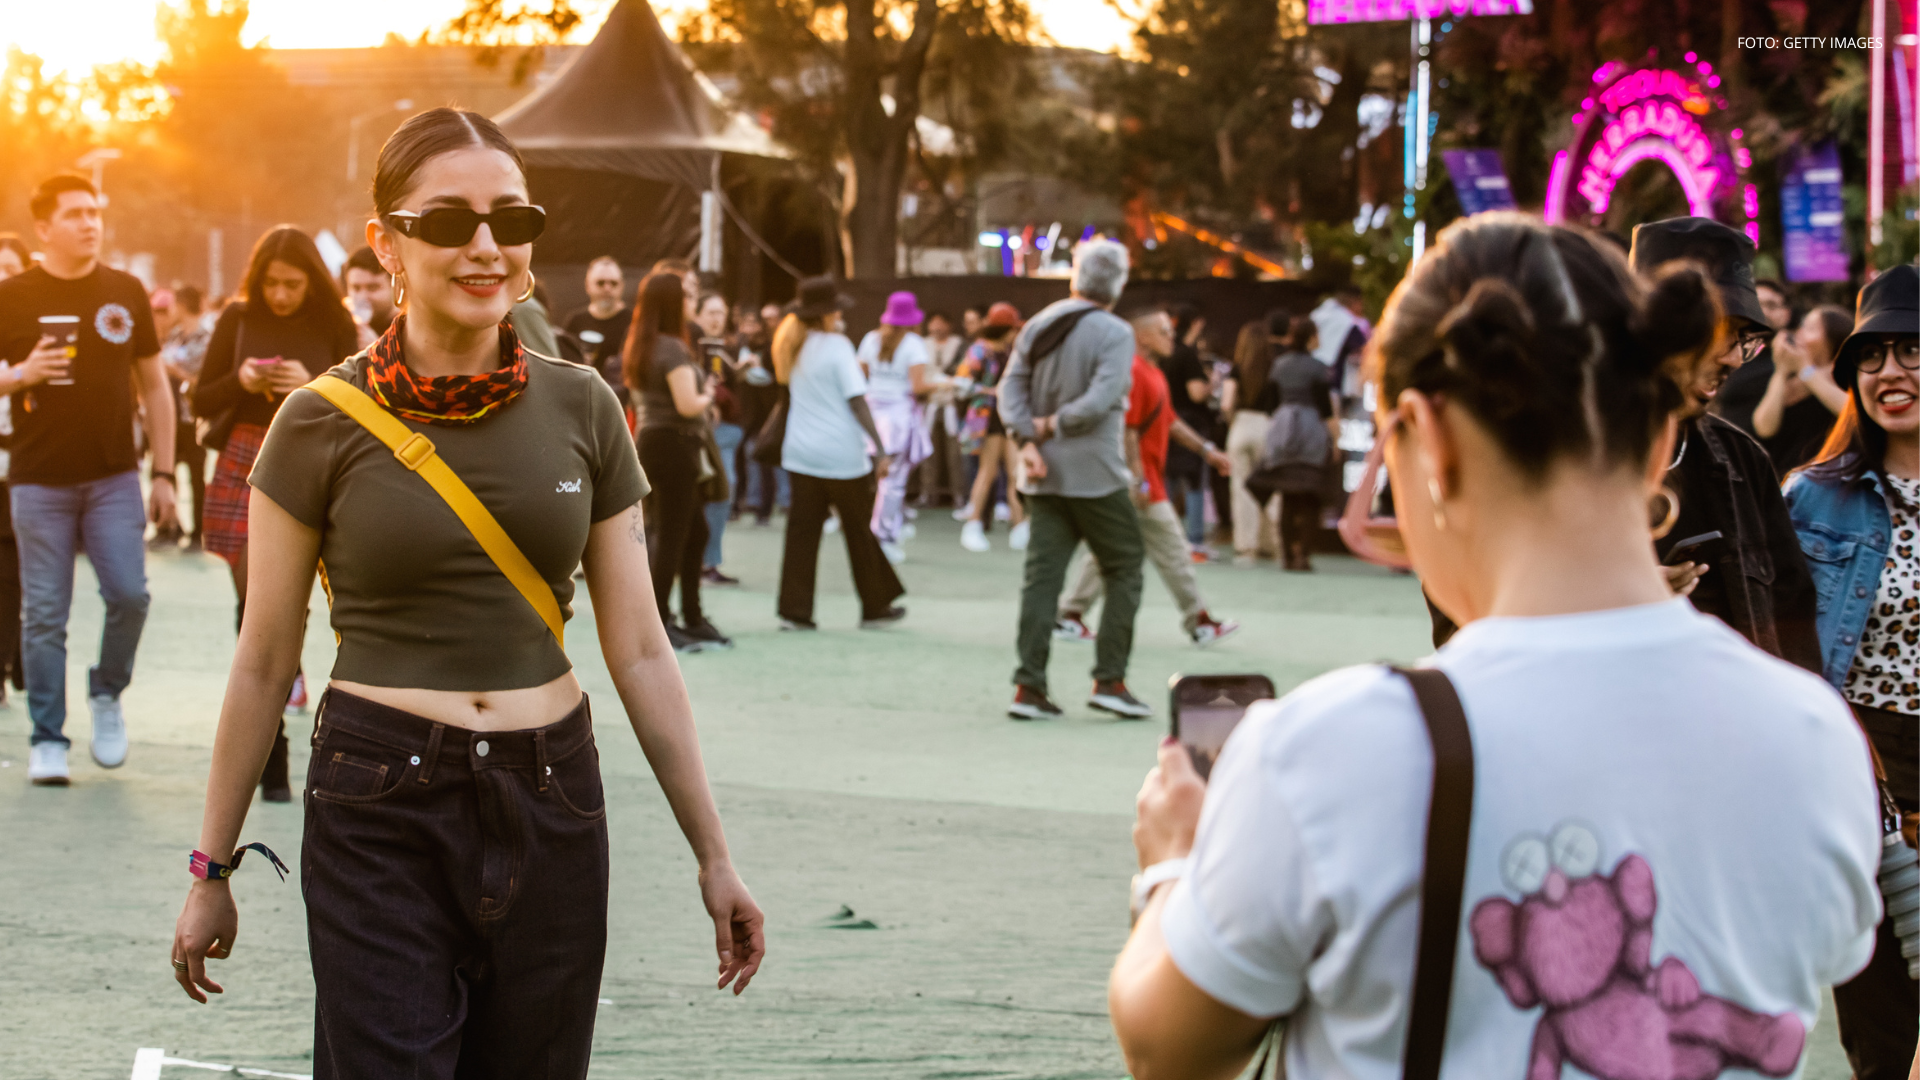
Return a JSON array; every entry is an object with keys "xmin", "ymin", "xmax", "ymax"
[{"xmin": 248, "ymin": 351, "xmax": 650, "ymax": 691}]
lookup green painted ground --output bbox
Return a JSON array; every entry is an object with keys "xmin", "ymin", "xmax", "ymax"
[{"xmin": 0, "ymin": 512, "xmax": 1853, "ymax": 1078}]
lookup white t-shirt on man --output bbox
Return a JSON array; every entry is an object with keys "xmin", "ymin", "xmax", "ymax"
[
  {"xmin": 1161, "ymin": 598, "xmax": 1882, "ymax": 1079},
  {"xmin": 782, "ymin": 330, "xmax": 872, "ymax": 480}
]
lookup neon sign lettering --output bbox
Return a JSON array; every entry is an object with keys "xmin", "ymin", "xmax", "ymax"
[
  {"xmin": 1307, "ymin": 0, "xmax": 1531, "ymax": 25},
  {"xmin": 1547, "ymin": 62, "xmax": 1754, "ymax": 242}
]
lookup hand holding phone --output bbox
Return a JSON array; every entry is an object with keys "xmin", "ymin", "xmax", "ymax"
[
  {"xmin": 1170, "ymin": 673, "xmax": 1276, "ymax": 781},
  {"xmin": 1662, "ymin": 530, "xmax": 1725, "ymax": 568}
]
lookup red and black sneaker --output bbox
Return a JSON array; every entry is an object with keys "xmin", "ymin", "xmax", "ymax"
[
  {"xmin": 1007, "ymin": 686, "xmax": 1064, "ymax": 721},
  {"xmin": 1089, "ymin": 680, "xmax": 1153, "ymax": 719}
]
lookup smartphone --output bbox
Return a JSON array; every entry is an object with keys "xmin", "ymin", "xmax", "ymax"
[
  {"xmin": 1662, "ymin": 530, "xmax": 1725, "ymax": 567},
  {"xmin": 1170, "ymin": 674, "xmax": 1276, "ymax": 781}
]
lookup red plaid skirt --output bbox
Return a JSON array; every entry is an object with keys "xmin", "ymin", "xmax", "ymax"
[{"xmin": 203, "ymin": 423, "xmax": 267, "ymax": 563}]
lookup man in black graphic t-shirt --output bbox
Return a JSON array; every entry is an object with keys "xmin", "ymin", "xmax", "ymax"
[{"xmin": 0, "ymin": 174, "xmax": 176, "ymax": 786}]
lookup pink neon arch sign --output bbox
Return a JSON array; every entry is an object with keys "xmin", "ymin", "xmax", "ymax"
[{"xmin": 1545, "ymin": 60, "xmax": 1757, "ymax": 244}]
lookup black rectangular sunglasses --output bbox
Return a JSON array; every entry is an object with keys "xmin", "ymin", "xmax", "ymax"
[{"xmin": 384, "ymin": 205, "xmax": 546, "ymax": 247}]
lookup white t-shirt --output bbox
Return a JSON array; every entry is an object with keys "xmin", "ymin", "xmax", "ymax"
[
  {"xmin": 783, "ymin": 331, "xmax": 872, "ymax": 480},
  {"xmin": 1161, "ymin": 598, "xmax": 1882, "ymax": 1080},
  {"xmin": 856, "ymin": 330, "xmax": 928, "ymax": 408}
]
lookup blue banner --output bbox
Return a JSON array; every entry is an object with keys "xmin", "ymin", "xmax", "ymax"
[
  {"xmin": 1441, "ymin": 149, "xmax": 1517, "ymax": 216},
  {"xmin": 1781, "ymin": 141, "xmax": 1849, "ymax": 283}
]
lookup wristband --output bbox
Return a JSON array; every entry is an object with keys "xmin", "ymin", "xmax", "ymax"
[
  {"xmin": 189, "ymin": 842, "xmax": 289, "ymax": 882},
  {"xmin": 1130, "ymin": 856, "xmax": 1189, "ymax": 923},
  {"xmin": 151, "ymin": 474, "xmax": 175, "ymax": 485}
]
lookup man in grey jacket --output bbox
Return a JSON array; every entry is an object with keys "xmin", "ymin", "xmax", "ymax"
[{"xmin": 998, "ymin": 239, "xmax": 1152, "ymax": 720}]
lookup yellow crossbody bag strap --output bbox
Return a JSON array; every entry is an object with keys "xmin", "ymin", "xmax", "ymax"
[{"xmin": 304, "ymin": 375, "xmax": 564, "ymax": 648}]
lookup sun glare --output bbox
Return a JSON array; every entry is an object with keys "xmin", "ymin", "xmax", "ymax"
[{"xmin": 1, "ymin": 0, "xmax": 1131, "ymax": 80}]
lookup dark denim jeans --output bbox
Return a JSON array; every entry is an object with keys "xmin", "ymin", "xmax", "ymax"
[{"xmin": 303, "ymin": 689, "xmax": 610, "ymax": 1079}]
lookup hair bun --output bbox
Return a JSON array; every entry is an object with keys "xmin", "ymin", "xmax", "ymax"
[
  {"xmin": 1437, "ymin": 278, "xmax": 1541, "ymax": 419},
  {"xmin": 1630, "ymin": 263, "xmax": 1722, "ymax": 373}
]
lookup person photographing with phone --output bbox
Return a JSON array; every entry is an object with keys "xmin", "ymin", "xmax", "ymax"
[
  {"xmin": 1109, "ymin": 214, "xmax": 1883, "ymax": 1079},
  {"xmin": 0, "ymin": 173, "xmax": 177, "ymax": 786},
  {"xmin": 192, "ymin": 225, "xmax": 360, "ymax": 797}
]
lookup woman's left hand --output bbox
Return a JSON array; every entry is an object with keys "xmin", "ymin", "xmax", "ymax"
[
  {"xmin": 698, "ymin": 860, "xmax": 767, "ymax": 995},
  {"xmin": 1134, "ymin": 737, "xmax": 1207, "ymax": 869}
]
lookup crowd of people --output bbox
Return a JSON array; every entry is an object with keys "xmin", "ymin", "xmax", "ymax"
[{"xmin": 0, "ymin": 103, "xmax": 1911, "ymax": 1080}]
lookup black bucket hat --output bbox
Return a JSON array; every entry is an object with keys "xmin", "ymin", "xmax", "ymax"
[
  {"xmin": 1833, "ymin": 263, "xmax": 1920, "ymax": 392},
  {"xmin": 794, "ymin": 275, "xmax": 854, "ymax": 320},
  {"xmin": 1627, "ymin": 217, "xmax": 1768, "ymax": 330}
]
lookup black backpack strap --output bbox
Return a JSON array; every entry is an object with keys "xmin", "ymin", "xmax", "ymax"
[
  {"xmin": 1024, "ymin": 305, "xmax": 1099, "ymax": 369},
  {"xmin": 1393, "ymin": 666, "xmax": 1476, "ymax": 1080}
]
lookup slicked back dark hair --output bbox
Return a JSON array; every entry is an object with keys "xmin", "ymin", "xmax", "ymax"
[{"xmin": 372, "ymin": 108, "xmax": 525, "ymax": 217}]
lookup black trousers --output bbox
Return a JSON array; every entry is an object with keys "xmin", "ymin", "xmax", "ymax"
[
  {"xmin": 638, "ymin": 428, "xmax": 707, "ymax": 624},
  {"xmin": 304, "ymin": 689, "xmax": 609, "ymax": 1080},
  {"xmin": 778, "ymin": 470, "xmax": 904, "ymax": 623},
  {"xmin": 1834, "ymin": 705, "xmax": 1918, "ymax": 1080}
]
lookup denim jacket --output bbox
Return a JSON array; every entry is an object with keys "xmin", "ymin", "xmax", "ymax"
[{"xmin": 1783, "ymin": 468, "xmax": 1892, "ymax": 691}]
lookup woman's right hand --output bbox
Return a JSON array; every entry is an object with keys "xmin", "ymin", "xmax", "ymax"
[
  {"xmin": 236, "ymin": 358, "xmax": 274, "ymax": 394},
  {"xmin": 172, "ymin": 880, "xmax": 238, "ymax": 1003}
]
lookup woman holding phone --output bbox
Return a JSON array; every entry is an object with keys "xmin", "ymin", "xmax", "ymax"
[
  {"xmin": 169, "ymin": 108, "xmax": 764, "ymax": 1076},
  {"xmin": 1108, "ymin": 214, "xmax": 1883, "ymax": 1078},
  {"xmin": 193, "ymin": 226, "xmax": 358, "ymax": 798}
]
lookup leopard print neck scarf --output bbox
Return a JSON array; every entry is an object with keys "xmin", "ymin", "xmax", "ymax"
[{"xmin": 362, "ymin": 314, "xmax": 529, "ymax": 426}]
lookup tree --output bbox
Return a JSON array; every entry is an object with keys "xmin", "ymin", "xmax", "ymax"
[{"xmin": 680, "ymin": 0, "xmax": 1038, "ymax": 277}]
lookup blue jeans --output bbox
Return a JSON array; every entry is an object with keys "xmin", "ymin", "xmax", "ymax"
[
  {"xmin": 14, "ymin": 471, "xmax": 151, "ymax": 747},
  {"xmin": 745, "ymin": 458, "xmax": 790, "ymax": 518},
  {"xmin": 704, "ymin": 422, "xmax": 744, "ymax": 568}
]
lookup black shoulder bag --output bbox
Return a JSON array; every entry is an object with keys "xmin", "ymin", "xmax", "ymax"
[{"xmin": 1248, "ymin": 666, "xmax": 1475, "ymax": 1079}]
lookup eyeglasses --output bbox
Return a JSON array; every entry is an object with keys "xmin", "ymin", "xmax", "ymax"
[
  {"xmin": 1736, "ymin": 332, "xmax": 1769, "ymax": 364},
  {"xmin": 383, "ymin": 205, "xmax": 546, "ymax": 248},
  {"xmin": 1857, "ymin": 339, "xmax": 1920, "ymax": 374}
]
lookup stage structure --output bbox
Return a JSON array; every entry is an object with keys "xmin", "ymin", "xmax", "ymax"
[
  {"xmin": 1544, "ymin": 57, "xmax": 1758, "ymax": 244},
  {"xmin": 495, "ymin": 0, "xmax": 794, "ymax": 293}
]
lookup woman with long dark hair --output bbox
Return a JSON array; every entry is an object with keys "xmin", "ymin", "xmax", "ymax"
[
  {"xmin": 1247, "ymin": 313, "xmax": 1337, "ymax": 571},
  {"xmin": 1783, "ymin": 264, "xmax": 1920, "ymax": 1079},
  {"xmin": 193, "ymin": 226, "xmax": 359, "ymax": 797},
  {"xmin": 1757, "ymin": 304, "xmax": 1854, "ymax": 472},
  {"xmin": 169, "ymin": 108, "xmax": 765, "ymax": 1075},
  {"xmin": 1219, "ymin": 321, "xmax": 1277, "ymax": 562},
  {"xmin": 624, "ymin": 271, "xmax": 729, "ymax": 651},
  {"xmin": 955, "ymin": 303, "xmax": 1026, "ymax": 552}
]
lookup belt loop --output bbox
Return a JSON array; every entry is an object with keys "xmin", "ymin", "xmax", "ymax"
[
  {"xmin": 535, "ymin": 729, "xmax": 549, "ymax": 793},
  {"xmin": 310, "ymin": 689, "xmax": 329, "ymax": 750},
  {"xmin": 419, "ymin": 723, "xmax": 445, "ymax": 785}
]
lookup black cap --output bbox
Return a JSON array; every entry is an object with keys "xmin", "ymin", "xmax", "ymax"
[
  {"xmin": 1628, "ymin": 217, "xmax": 1767, "ymax": 330},
  {"xmin": 1833, "ymin": 263, "xmax": 1920, "ymax": 391},
  {"xmin": 793, "ymin": 275, "xmax": 854, "ymax": 320}
]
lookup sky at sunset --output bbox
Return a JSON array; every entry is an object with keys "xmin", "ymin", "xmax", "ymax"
[{"xmin": 3, "ymin": 0, "xmax": 1135, "ymax": 76}]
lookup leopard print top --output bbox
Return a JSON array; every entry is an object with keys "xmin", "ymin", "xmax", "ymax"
[{"xmin": 1844, "ymin": 474, "xmax": 1920, "ymax": 715}]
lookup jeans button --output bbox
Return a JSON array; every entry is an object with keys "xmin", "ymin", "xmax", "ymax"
[
  {"xmin": 1858, "ymin": 587, "xmax": 1870, "ymax": 598},
  {"xmin": 476, "ymin": 740, "xmax": 491, "ymax": 757},
  {"xmin": 411, "ymin": 755, "xmax": 421, "ymax": 765}
]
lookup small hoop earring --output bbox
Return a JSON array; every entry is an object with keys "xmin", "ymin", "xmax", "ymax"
[
  {"xmin": 391, "ymin": 273, "xmax": 406, "ymax": 308},
  {"xmin": 1427, "ymin": 478, "xmax": 1447, "ymax": 532},
  {"xmin": 1650, "ymin": 485, "xmax": 1681, "ymax": 539},
  {"xmin": 516, "ymin": 270, "xmax": 537, "ymax": 305}
]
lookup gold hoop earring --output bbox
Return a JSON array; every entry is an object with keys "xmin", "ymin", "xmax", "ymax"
[
  {"xmin": 391, "ymin": 273, "xmax": 406, "ymax": 308},
  {"xmin": 516, "ymin": 270, "xmax": 537, "ymax": 305},
  {"xmin": 1650, "ymin": 485, "xmax": 1681, "ymax": 539},
  {"xmin": 1427, "ymin": 478, "xmax": 1448, "ymax": 532}
]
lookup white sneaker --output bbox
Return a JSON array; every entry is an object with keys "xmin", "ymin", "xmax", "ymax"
[
  {"xmin": 28, "ymin": 742, "xmax": 69, "ymax": 786},
  {"xmin": 824, "ymin": 514, "xmax": 841, "ymax": 535},
  {"xmin": 881, "ymin": 540, "xmax": 907, "ymax": 565},
  {"xmin": 901, "ymin": 522, "xmax": 917, "ymax": 540},
  {"xmin": 89, "ymin": 694, "xmax": 127, "ymax": 769},
  {"xmin": 993, "ymin": 502, "xmax": 1012, "ymax": 523},
  {"xmin": 960, "ymin": 519, "xmax": 991, "ymax": 552},
  {"xmin": 1008, "ymin": 520, "xmax": 1031, "ymax": 551},
  {"xmin": 951, "ymin": 506, "xmax": 972, "ymax": 521}
]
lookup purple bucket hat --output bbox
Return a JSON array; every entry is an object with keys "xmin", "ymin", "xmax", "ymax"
[{"xmin": 880, "ymin": 291, "xmax": 926, "ymax": 327}]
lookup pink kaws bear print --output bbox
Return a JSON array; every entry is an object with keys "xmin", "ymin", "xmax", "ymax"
[{"xmin": 1468, "ymin": 822, "xmax": 1805, "ymax": 1080}]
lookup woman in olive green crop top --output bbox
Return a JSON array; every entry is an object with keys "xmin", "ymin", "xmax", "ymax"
[{"xmin": 169, "ymin": 109, "xmax": 765, "ymax": 1074}]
